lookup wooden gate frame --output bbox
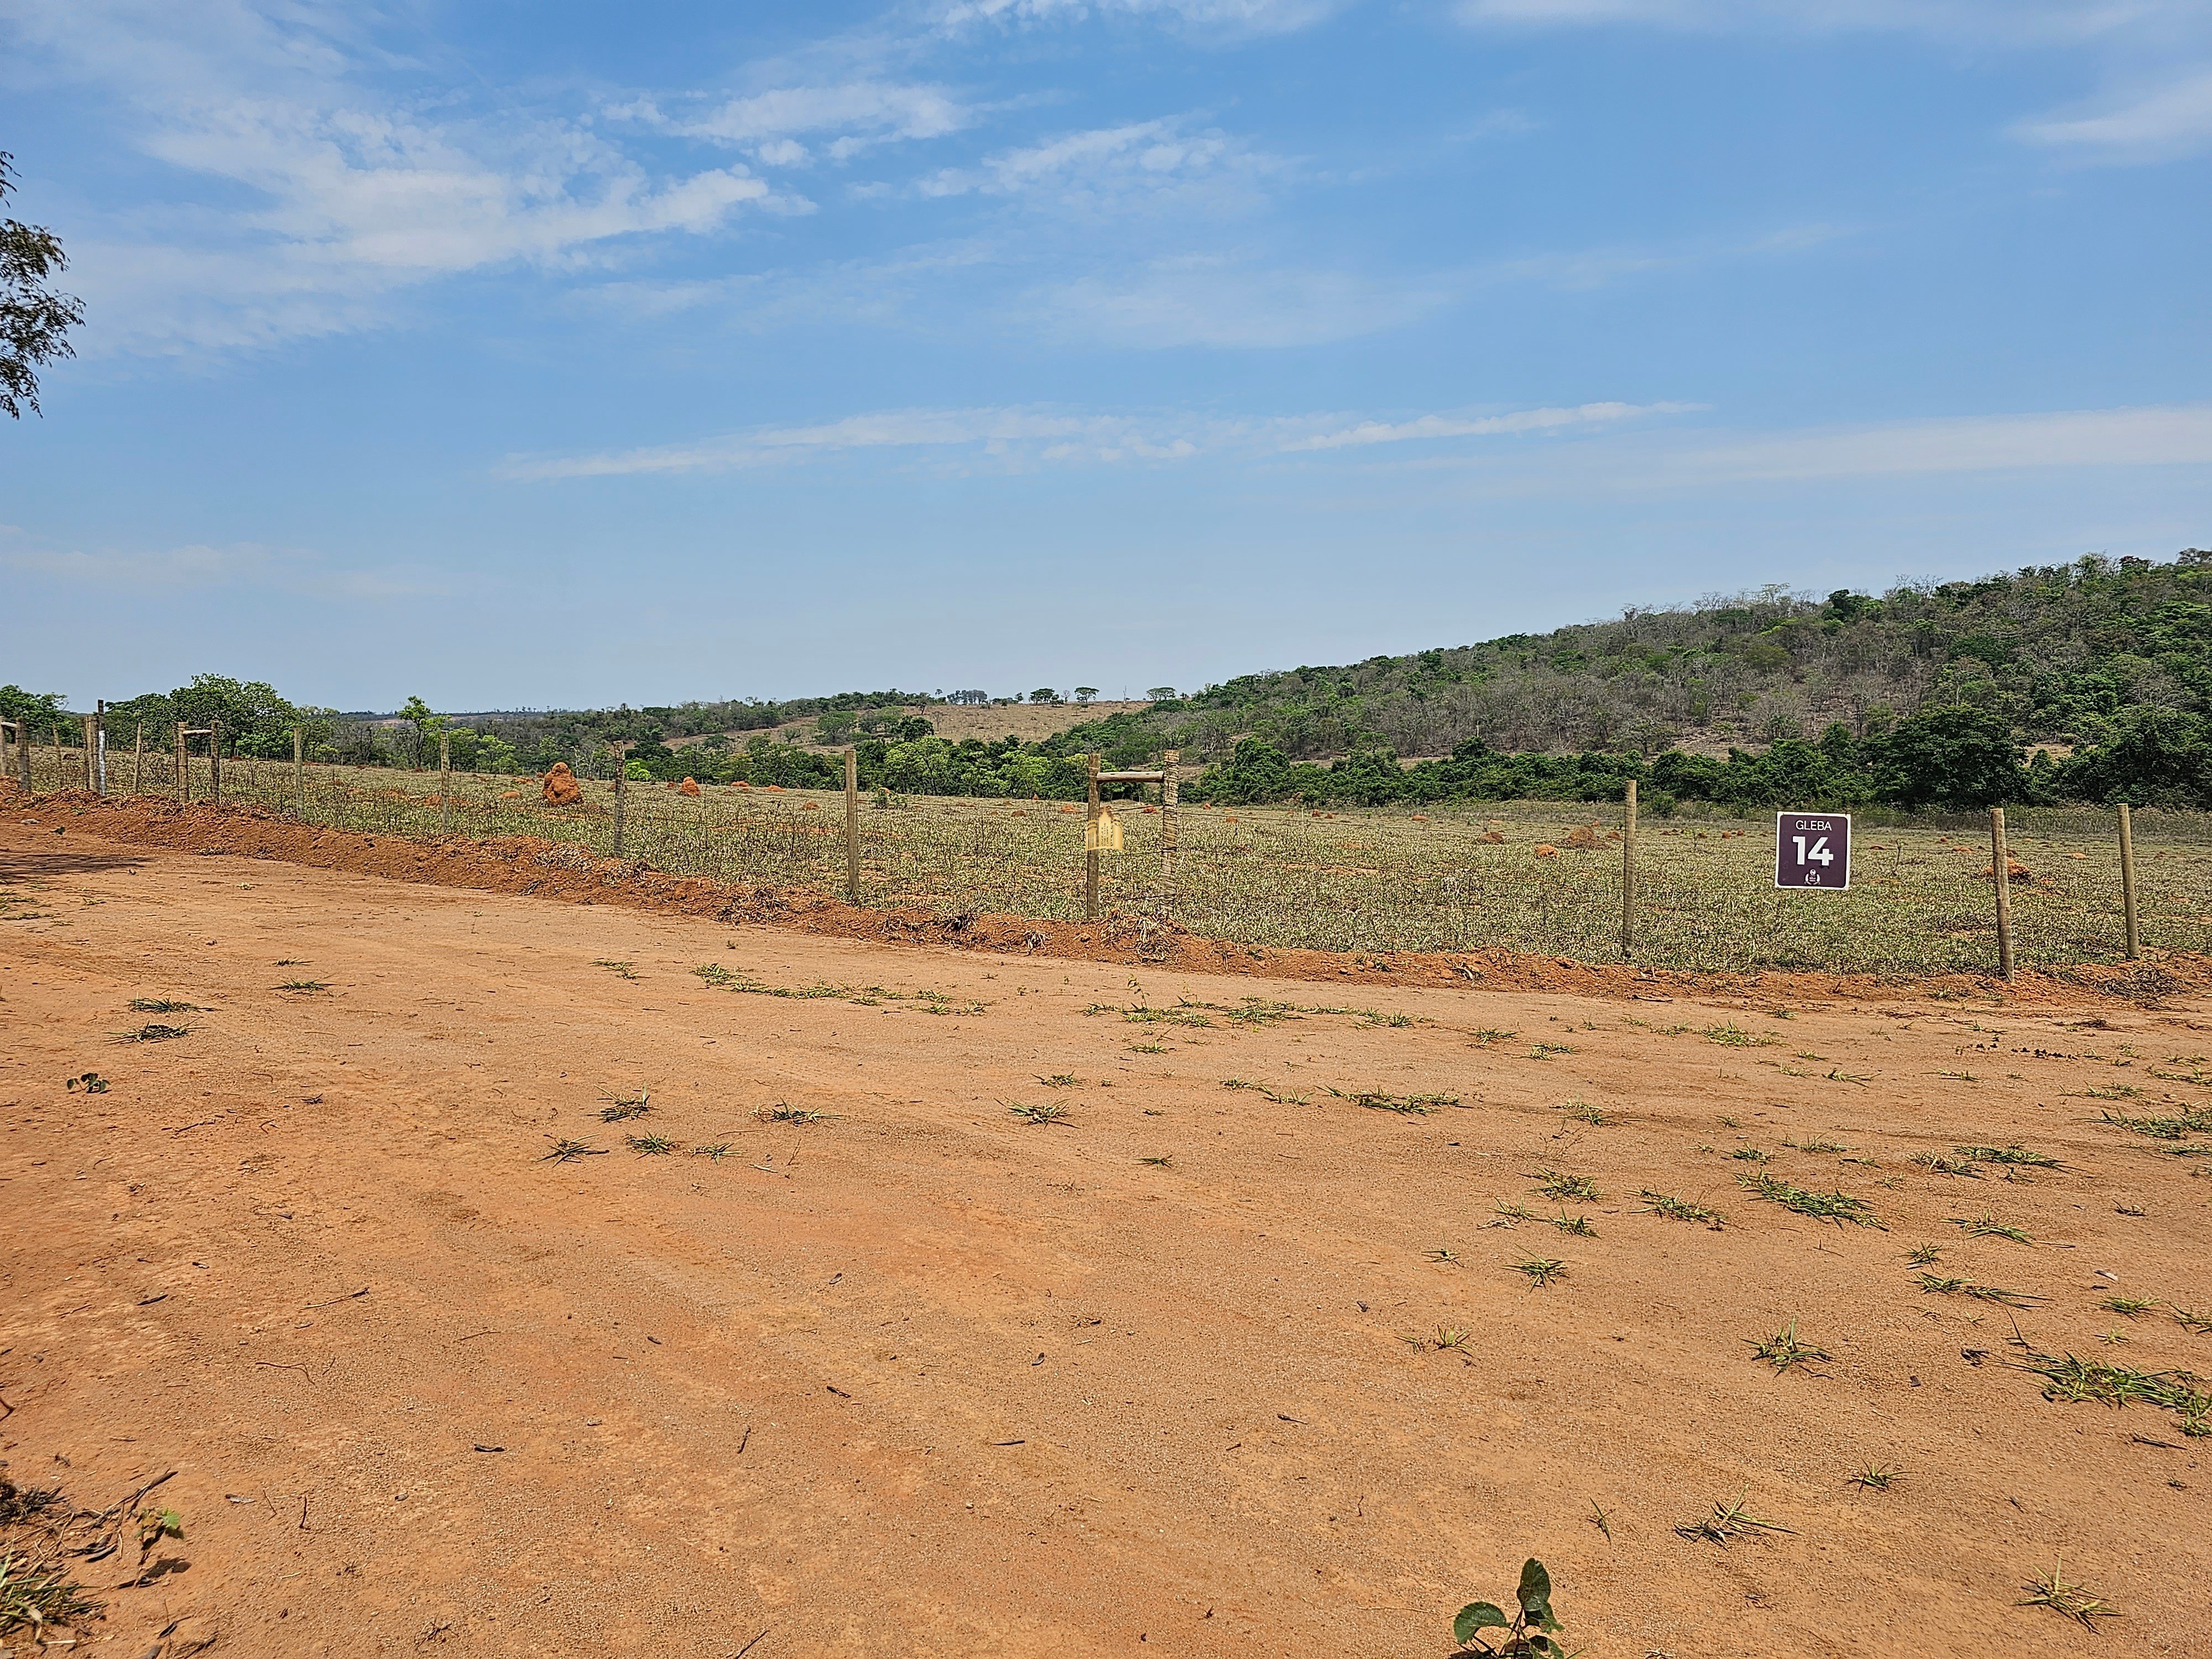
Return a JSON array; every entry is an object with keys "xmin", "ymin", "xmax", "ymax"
[{"xmin": 1083, "ymin": 749, "xmax": 1180, "ymax": 920}]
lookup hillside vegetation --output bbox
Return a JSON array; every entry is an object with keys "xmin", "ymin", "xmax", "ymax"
[{"xmin": 8, "ymin": 551, "xmax": 2211, "ymax": 812}]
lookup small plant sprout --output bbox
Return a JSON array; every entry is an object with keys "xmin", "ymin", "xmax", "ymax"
[
  {"xmin": 2098, "ymin": 1295, "xmax": 2159, "ymax": 1317},
  {"xmin": 1431, "ymin": 1325, "xmax": 1476, "ymax": 1354},
  {"xmin": 116, "ymin": 1023, "xmax": 190, "ymax": 1042},
  {"xmin": 2017, "ymin": 1557, "xmax": 2120, "ymax": 1629},
  {"xmin": 1717, "ymin": 1114, "xmax": 1741, "ymax": 1129},
  {"xmin": 1905, "ymin": 1243, "xmax": 1944, "ymax": 1266},
  {"xmin": 691, "ymin": 1142, "xmax": 735, "ymax": 1160},
  {"xmin": 64, "ymin": 1072, "xmax": 108, "ymax": 1093},
  {"xmin": 1009, "ymin": 1101, "xmax": 1071, "ymax": 1126},
  {"xmin": 1637, "ymin": 1190, "xmax": 1725, "ymax": 1228},
  {"xmin": 1737, "ymin": 1172, "xmax": 1882, "ymax": 1228},
  {"xmin": 1427, "ymin": 1245, "xmax": 1460, "ymax": 1264},
  {"xmin": 757, "ymin": 1105, "xmax": 830, "ymax": 1124},
  {"xmin": 592, "ymin": 959, "xmax": 640, "ymax": 980},
  {"xmin": 1452, "ymin": 1558, "xmax": 1565, "ymax": 1657},
  {"xmin": 1488, "ymin": 1202, "xmax": 1533, "ymax": 1228},
  {"xmin": 1846, "ymin": 1464, "xmax": 1900, "ymax": 1493},
  {"xmin": 1747, "ymin": 1319, "xmax": 1830, "ymax": 1375},
  {"xmin": 626, "ymin": 1132, "xmax": 676, "ymax": 1155},
  {"xmin": 1547, "ymin": 1211, "xmax": 1597, "ymax": 1238},
  {"xmin": 1586, "ymin": 1500, "xmax": 1611, "ymax": 1541},
  {"xmin": 1731, "ymin": 1146, "xmax": 1773, "ymax": 1164},
  {"xmin": 1674, "ymin": 1489, "xmax": 1793, "ymax": 1546},
  {"xmin": 1910, "ymin": 1152, "xmax": 1981, "ymax": 1177},
  {"xmin": 599, "ymin": 1091, "xmax": 651, "ymax": 1122},
  {"xmin": 1038, "ymin": 1073, "xmax": 1078, "ymax": 1087},
  {"xmin": 1511, "ymin": 1256, "xmax": 1566, "ymax": 1287},
  {"xmin": 127, "ymin": 998, "xmax": 200, "ymax": 1013},
  {"xmin": 1913, "ymin": 1274, "xmax": 2041, "ymax": 1308},
  {"xmin": 1470, "ymin": 1029, "xmax": 1517, "ymax": 1046},
  {"xmin": 134, "ymin": 1507, "xmax": 184, "ymax": 1557},
  {"xmin": 1138, "ymin": 1154, "xmax": 1173, "ymax": 1167},
  {"xmin": 540, "ymin": 1138, "xmax": 605, "ymax": 1162},
  {"xmin": 1958, "ymin": 1143, "xmax": 2063, "ymax": 1171},
  {"xmin": 2173, "ymin": 1307, "xmax": 2212, "ymax": 1334},
  {"xmin": 276, "ymin": 979, "xmax": 328, "ymax": 992},
  {"xmin": 1532, "ymin": 1168, "xmax": 1598, "ymax": 1202},
  {"xmin": 1950, "ymin": 1213, "xmax": 2033, "ymax": 1244},
  {"xmin": 1556, "ymin": 1099, "xmax": 1610, "ymax": 1126}
]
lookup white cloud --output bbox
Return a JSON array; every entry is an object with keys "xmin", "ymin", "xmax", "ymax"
[
  {"xmin": 2012, "ymin": 67, "xmax": 2212, "ymax": 160},
  {"xmin": 4, "ymin": 0, "xmax": 797, "ymax": 354},
  {"xmin": 498, "ymin": 397, "xmax": 1692, "ymax": 480},
  {"xmin": 1452, "ymin": 1, "xmax": 2188, "ymax": 43},
  {"xmin": 940, "ymin": 0, "xmax": 1349, "ymax": 38},
  {"xmin": 1663, "ymin": 404, "xmax": 2212, "ymax": 483},
  {"xmin": 0, "ymin": 526, "xmax": 452, "ymax": 598},
  {"xmin": 613, "ymin": 80, "xmax": 979, "ymax": 163},
  {"xmin": 1282, "ymin": 400, "xmax": 1704, "ymax": 450},
  {"xmin": 916, "ymin": 118, "xmax": 1260, "ymax": 205}
]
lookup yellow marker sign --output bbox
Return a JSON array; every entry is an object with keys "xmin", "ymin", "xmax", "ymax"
[{"xmin": 1086, "ymin": 806, "xmax": 1125, "ymax": 853}]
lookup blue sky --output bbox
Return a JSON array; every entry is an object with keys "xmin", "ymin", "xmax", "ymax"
[{"xmin": 2, "ymin": 0, "xmax": 2208, "ymax": 712}]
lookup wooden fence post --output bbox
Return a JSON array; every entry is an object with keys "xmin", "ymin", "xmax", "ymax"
[
  {"xmin": 1990, "ymin": 805, "xmax": 2014, "ymax": 981},
  {"xmin": 2118, "ymin": 802, "xmax": 2140, "ymax": 962},
  {"xmin": 439, "ymin": 732, "xmax": 452, "ymax": 834},
  {"xmin": 293, "ymin": 727, "xmax": 304, "ymax": 814},
  {"xmin": 1084, "ymin": 753, "xmax": 1102, "ymax": 920},
  {"xmin": 210, "ymin": 721, "xmax": 224, "ymax": 806},
  {"xmin": 176, "ymin": 723, "xmax": 188, "ymax": 803},
  {"xmin": 844, "ymin": 747, "xmax": 860, "ymax": 903},
  {"xmin": 612, "ymin": 748, "xmax": 627, "ymax": 857},
  {"xmin": 131, "ymin": 723, "xmax": 144, "ymax": 795},
  {"xmin": 1621, "ymin": 779, "xmax": 1637, "ymax": 958},
  {"xmin": 1162, "ymin": 749, "xmax": 1179, "ymax": 895},
  {"xmin": 82, "ymin": 712, "xmax": 98, "ymax": 793}
]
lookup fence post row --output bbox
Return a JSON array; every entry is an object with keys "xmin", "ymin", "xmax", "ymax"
[
  {"xmin": 612, "ymin": 745, "xmax": 627, "ymax": 858},
  {"xmin": 1990, "ymin": 805, "xmax": 2014, "ymax": 981},
  {"xmin": 1620, "ymin": 779, "xmax": 1637, "ymax": 959},
  {"xmin": 844, "ymin": 747, "xmax": 860, "ymax": 904}
]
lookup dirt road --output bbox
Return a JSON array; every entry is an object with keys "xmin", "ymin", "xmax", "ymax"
[{"xmin": 2, "ymin": 812, "xmax": 2206, "ymax": 1656}]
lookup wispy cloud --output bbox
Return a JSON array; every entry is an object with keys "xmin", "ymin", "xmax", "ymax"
[
  {"xmin": 0, "ymin": 525, "xmax": 453, "ymax": 598},
  {"xmin": 915, "ymin": 118, "xmax": 1266, "ymax": 206},
  {"xmin": 1662, "ymin": 404, "xmax": 2212, "ymax": 484},
  {"xmin": 6, "ymin": 0, "xmax": 799, "ymax": 353},
  {"xmin": 2012, "ymin": 67, "xmax": 2212, "ymax": 161},
  {"xmin": 939, "ymin": 0, "xmax": 1351, "ymax": 39},
  {"xmin": 1452, "ymin": 1, "xmax": 2190, "ymax": 44},
  {"xmin": 497, "ymin": 398, "xmax": 1691, "ymax": 480},
  {"xmin": 610, "ymin": 81, "xmax": 980, "ymax": 164}
]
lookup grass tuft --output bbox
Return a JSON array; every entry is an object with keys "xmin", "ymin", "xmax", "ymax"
[
  {"xmin": 1511, "ymin": 1256, "xmax": 1566, "ymax": 1287},
  {"xmin": 1638, "ymin": 1190, "xmax": 1725, "ymax": 1228},
  {"xmin": 1532, "ymin": 1168, "xmax": 1599, "ymax": 1202},
  {"xmin": 2017, "ymin": 1558, "xmax": 2120, "ymax": 1629},
  {"xmin": 1846, "ymin": 1463, "xmax": 1900, "ymax": 1493},
  {"xmin": 1736, "ymin": 1172, "xmax": 1882, "ymax": 1228},
  {"xmin": 1674, "ymin": 1489, "xmax": 1793, "ymax": 1545},
  {"xmin": 1008, "ymin": 1101, "xmax": 1072, "ymax": 1126},
  {"xmin": 1747, "ymin": 1319, "xmax": 1830, "ymax": 1375},
  {"xmin": 1914, "ymin": 1272, "xmax": 2039, "ymax": 1308},
  {"xmin": 541, "ymin": 1138, "xmax": 605, "ymax": 1162},
  {"xmin": 1950, "ymin": 1213, "xmax": 2033, "ymax": 1244},
  {"xmin": 626, "ymin": 1133, "xmax": 676, "ymax": 1155}
]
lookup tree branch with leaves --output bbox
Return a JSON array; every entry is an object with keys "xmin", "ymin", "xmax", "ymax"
[{"xmin": 1, "ymin": 153, "xmax": 84, "ymax": 420}]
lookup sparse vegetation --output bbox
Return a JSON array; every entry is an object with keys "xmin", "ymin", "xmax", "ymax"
[
  {"xmin": 1511, "ymin": 1256, "xmax": 1566, "ymax": 1287},
  {"xmin": 1532, "ymin": 1168, "xmax": 1598, "ymax": 1202},
  {"xmin": 541, "ymin": 1138, "xmax": 605, "ymax": 1162},
  {"xmin": 1674, "ymin": 1489, "xmax": 1793, "ymax": 1546},
  {"xmin": 2017, "ymin": 1558, "xmax": 2121, "ymax": 1629},
  {"xmin": 626, "ymin": 1132, "xmax": 676, "ymax": 1154},
  {"xmin": 592, "ymin": 959, "xmax": 640, "ymax": 980},
  {"xmin": 757, "ymin": 1104, "xmax": 831, "ymax": 1124},
  {"xmin": 115, "ymin": 1022, "xmax": 190, "ymax": 1042},
  {"xmin": 1747, "ymin": 1319, "xmax": 1830, "ymax": 1375},
  {"xmin": 1914, "ymin": 1273, "xmax": 2039, "ymax": 1308},
  {"xmin": 1950, "ymin": 1213, "xmax": 2033, "ymax": 1243},
  {"xmin": 1736, "ymin": 1172, "xmax": 1882, "ymax": 1228},
  {"xmin": 1638, "ymin": 1190, "xmax": 1724, "ymax": 1228},
  {"xmin": 1846, "ymin": 1464, "xmax": 1900, "ymax": 1493},
  {"xmin": 1009, "ymin": 1101, "xmax": 1072, "ymax": 1126},
  {"xmin": 127, "ymin": 998, "xmax": 199, "ymax": 1013},
  {"xmin": 1452, "ymin": 1558, "xmax": 1566, "ymax": 1656}
]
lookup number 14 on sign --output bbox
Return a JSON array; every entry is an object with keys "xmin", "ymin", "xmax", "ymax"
[{"xmin": 1775, "ymin": 811, "xmax": 1851, "ymax": 890}]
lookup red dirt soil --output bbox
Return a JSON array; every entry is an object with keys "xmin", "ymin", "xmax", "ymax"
[{"xmin": 2, "ymin": 802, "xmax": 2208, "ymax": 1657}]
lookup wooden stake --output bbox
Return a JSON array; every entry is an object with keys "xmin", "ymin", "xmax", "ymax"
[
  {"xmin": 2118, "ymin": 801, "xmax": 2140, "ymax": 961},
  {"xmin": 1084, "ymin": 753, "xmax": 1102, "ymax": 921},
  {"xmin": 612, "ymin": 748, "xmax": 627, "ymax": 857},
  {"xmin": 439, "ymin": 732, "xmax": 452, "ymax": 834},
  {"xmin": 1990, "ymin": 805, "xmax": 2013, "ymax": 981},
  {"xmin": 1161, "ymin": 748, "xmax": 1180, "ymax": 894},
  {"xmin": 82, "ymin": 713, "xmax": 98, "ymax": 793},
  {"xmin": 1621, "ymin": 778, "xmax": 1638, "ymax": 958},
  {"xmin": 293, "ymin": 727, "xmax": 304, "ymax": 814},
  {"xmin": 210, "ymin": 721, "xmax": 222, "ymax": 805},
  {"xmin": 176, "ymin": 722, "xmax": 188, "ymax": 803},
  {"xmin": 844, "ymin": 747, "xmax": 860, "ymax": 903},
  {"xmin": 132, "ymin": 723, "xmax": 144, "ymax": 794}
]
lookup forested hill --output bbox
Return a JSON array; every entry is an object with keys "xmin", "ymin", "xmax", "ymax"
[
  {"xmin": 9, "ymin": 551, "xmax": 2212, "ymax": 812},
  {"xmin": 1147, "ymin": 550, "xmax": 2212, "ymax": 765}
]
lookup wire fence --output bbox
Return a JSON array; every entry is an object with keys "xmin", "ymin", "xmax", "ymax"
[{"xmin": 8, "ymin": 724, "xmax": 2206, "ymax": 975}]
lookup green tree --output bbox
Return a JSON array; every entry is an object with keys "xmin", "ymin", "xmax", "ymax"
[
  {"xmin": 1869, "ymin": 705, "xmax": 2028, "ymax": 808},
  {"xmin": 1029, "ymin": 687, "xmax": 1060, "ymax": 705},
  {"xmin": 0, "ymin": 684, "xmax": 67, "ymax": 729},
  {"xmin": 1, "ymin": 154, "xmax": 84, "ymax": 420},
  {"xmin": 397, "ymin": 695, "xmax": 453, "ymax": 769},
  {"xmin": 1073, "ymin": 686, "xmax": 1099, "ymax": 703}
]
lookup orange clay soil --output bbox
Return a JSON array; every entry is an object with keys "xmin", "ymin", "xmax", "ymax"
[{"xmin": 2, "ymin": 809, "xmax": 2209, "ymax": 1658}]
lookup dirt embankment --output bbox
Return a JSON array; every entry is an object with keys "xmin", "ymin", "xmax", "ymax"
[{"xmin": 6, "ymin": 786, "xmax": 2197, "ymax": 1009}]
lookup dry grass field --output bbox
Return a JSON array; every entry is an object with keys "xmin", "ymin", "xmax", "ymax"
[
  {"xmin": 2, "ymin": 808, "xmax": 2207, "ymax": 1657},
  {"xmin": 31, "ymin": 747, "xmax": 2212, "ymax": 978}
]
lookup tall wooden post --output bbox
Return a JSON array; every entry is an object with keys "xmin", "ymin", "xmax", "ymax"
[
  {"xmin": 211, "ymin": 721, "xmax": 225, "ymax": 805},
  {"xmin": 2118, "ymin": 802, "xmax": 2140, "ymax": 962},
  {"xmin": 611, "ymin": 747, "xmax": 627, "ymax": 857},
  {"xmin": 438, "ymin": 732, "xmax": 452, "ymax": 834},
  {"xmin": 1620, "ymin": 779, "xmax": 1638, "ymax": 958},
  {"xmin": 132, "ymin": 723, "xmax": 145, "ymax": 795},
  {"xmin": 95, "ymin": 702, "xmax": 108, "ymax": 795},
  {"xmin": 1084, "ymin": 753, "xmax": 1102, "ymax": 921},
  {"xmin": 82, "ymin": 712, "xmax": 98, "ymax": 793},
  {"xmin": 292, "ymin": 727, "xmax": 304, "ymax": 814},
  {"xmin": 1161, "ymin": 749, "xmax": 1180, "ymax": 894},
  {"xmin": 1990, "ymin": 806, "xmax": 2014, "ymax": 981},
  {"xmin": 176, "ymin": 723, "xmax": 188, "ymax": 803},
  {"xmin": 844, "ymin": 747, "xmax": 860, "ymax": 904}
]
